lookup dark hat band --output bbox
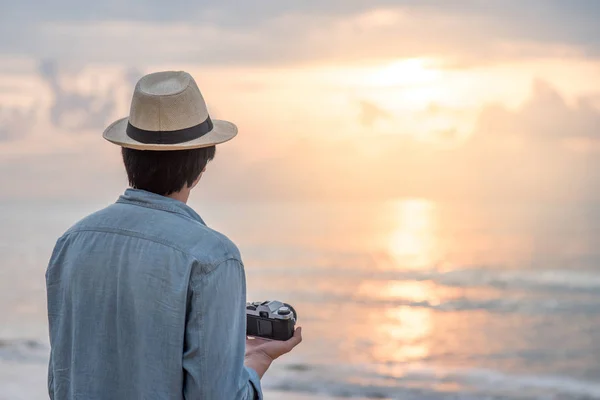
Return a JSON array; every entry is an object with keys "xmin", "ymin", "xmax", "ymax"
[{"xmin": 126, "ymin": 116, "xmax": 213, "ymax": 145}]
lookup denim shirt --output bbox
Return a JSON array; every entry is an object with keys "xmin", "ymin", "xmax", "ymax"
[{"xmin": 46, "ymin": 189, "xmax": 263, "ymax": 400}]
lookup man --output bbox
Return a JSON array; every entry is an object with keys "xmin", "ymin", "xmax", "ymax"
[{"xmin": 46, "ymin": 71, "xmax": 302, "ymax": 399}]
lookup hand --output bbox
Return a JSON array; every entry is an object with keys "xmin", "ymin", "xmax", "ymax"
[
  {"xmin": 246, "ymin": 326, "xmax": 303, "ymax": 361},
  {"xmin": 244, "ymin": 327, "xmax": 303, "ymax": 379}
]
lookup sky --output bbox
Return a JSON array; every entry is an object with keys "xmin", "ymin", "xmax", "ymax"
[{"xmin": 0, "ymin": 1, "xmax": 599, "ymax": 204}]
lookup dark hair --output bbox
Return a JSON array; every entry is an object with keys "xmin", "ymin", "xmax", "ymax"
[{"xmin": 121, "ymin": 146, "xmax": 216, "ymax": 195}]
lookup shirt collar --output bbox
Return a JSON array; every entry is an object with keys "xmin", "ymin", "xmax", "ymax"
[{"xmin": 116, "ymin": 188, "xmax": 206, "ymax": 225}]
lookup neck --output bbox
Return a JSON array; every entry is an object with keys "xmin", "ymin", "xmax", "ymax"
[{"xmin": 166, "ymin": 188, "xmax": 191, "ymax": 204}]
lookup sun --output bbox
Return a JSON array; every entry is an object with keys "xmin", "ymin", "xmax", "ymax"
[
  {"xmin": 366, "ymin": 58, "xmax": 442, "ymax": 87},
  {"xmin": 356, "ymin": 58, "xmax": 448, "ymax": 114}
]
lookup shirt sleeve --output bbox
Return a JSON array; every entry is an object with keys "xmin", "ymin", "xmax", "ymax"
[
  {"xmin": 183, "ymin": 258, "xmax": 263, "ymax": 400},
  {"xmin": 46, "ymin": 236, "xmax": 65, "ymax": 400},
  {"xmin": 48, "ymin": 348, "xmax": 54, "ymax": 400}
]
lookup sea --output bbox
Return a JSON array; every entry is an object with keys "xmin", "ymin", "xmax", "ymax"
[{"xmin": 1, "ymin": 197, "xmax": 599, "ymax": 400}]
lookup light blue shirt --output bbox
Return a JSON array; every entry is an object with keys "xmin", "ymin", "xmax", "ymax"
[{"xmin": 46, "ymin": 189, "xmax": 263, "ymax": 399}]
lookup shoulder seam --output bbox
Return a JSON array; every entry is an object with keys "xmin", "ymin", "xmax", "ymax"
[
  {"xmin": 203, "ymin": 226, "xmax": 238, "ymax": 260},
  {"xmin": 62, "ymin": 228, "xmax": 241, "ymax": 272},
  {"xmin": 112, "ymin": 201, "xmax": 234, "ymax": 257},
  {"xmin": 64, "ymin": 227, "xmax": 191, "ymax": 255},
  {"xmin": 192, "ymin": 258, "xmax": 244, "ymax": 285}
]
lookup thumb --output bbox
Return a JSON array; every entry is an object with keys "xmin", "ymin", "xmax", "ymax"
[{"xmin": 285, "ymin": 326, "xmax": 302, "ymax": 350}]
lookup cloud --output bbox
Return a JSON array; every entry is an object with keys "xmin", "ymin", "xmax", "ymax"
[
  {"xmin": 198, "ymin": 80, "xmax": 600, "ymax": 204},
  {"xmin": 447, "ymin": 80, "xmax": 600, "ymax": 203},
  {"xmin": 243, "ymin": 80, "xmax": 600, "ymax": 203},
  {"xmin": 359, "ymin": 101, "xmax": 391, "ymax": 127},
  {"xmin": 38, "ymin": 60, "xmax": 119, "ymax": 132},
  {"xmin": 0, "ymin": 60, "xmax": 143, "ymax": 144},
  {"xmin": 0, "ymin": 108, "xmax": 36, "ymax": 142},
  {"xmin": 0, "ymin": 56, "xmax": 599, "ymax": 206},
  {"xmin": 476, "ymin": 80, "xmax": 600, "ymax": 142},
  {"xmin": 1, "ymin": 2, "xmax": 598, "ymax": 66}
]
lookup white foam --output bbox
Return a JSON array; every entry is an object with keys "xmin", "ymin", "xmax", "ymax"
[{"xmin": 402, "ymin": 364, "xmax": 600, "ymax": 398}]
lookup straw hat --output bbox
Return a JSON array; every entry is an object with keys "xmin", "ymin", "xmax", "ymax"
[{"xmin": 103, "ymin": 71, "xmax": 237, "ymax": 150}]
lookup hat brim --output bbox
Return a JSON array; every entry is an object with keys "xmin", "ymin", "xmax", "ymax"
[{"xmin": 103, "ymin": 117, "xmax": 238, "ymax": 150}]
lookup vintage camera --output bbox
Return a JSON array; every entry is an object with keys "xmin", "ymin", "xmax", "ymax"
[{"xmin": 246, "ymin": 300, "xmax": 297, "ymax": 341}]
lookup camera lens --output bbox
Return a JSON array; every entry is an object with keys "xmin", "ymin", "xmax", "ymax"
[{"xmin": 259, "ymin": 311, "xmax": 269, "ymax": 318}]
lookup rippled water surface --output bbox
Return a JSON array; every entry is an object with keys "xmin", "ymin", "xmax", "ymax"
[{"xmin": 1, "ymin": 199, "xmax": 599, "ymax": 399}]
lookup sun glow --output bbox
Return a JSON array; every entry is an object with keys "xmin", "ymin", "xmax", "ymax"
[
  {"xmin": 342, "ymin": 58, "xmax": 478, "ymax": 142},
  {"xmin": 388, "ymin": 199, "xmax": 439, "ymax": 269},
  {"xmin": 366, "ymin": 58, "xmax": 442, "ymax": 87}
]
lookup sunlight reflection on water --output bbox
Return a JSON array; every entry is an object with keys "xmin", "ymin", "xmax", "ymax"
[
  {"xmin": 387, "ymin": 199, "xmax": 439, "ymax": 269},
  {"xmin": 373, "ymin": 306, "xmax": 433, "ymax": 363}
]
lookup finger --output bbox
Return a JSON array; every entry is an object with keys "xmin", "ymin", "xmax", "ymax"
[
  {"xmin": 284, "ymin": 326, "xmax": 303, "ymax": 350},
  {"xmin": 246, "ymin": 335, "xmax": 268, "ymax": 341},
  {"xmin": 246, "ymin": 337, "xmax": 272, "ymax": 345}
]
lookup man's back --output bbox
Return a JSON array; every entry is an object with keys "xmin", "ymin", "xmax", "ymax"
[
  {"xmin": 46, "ymin": 70, "xmax": 302, "ymax": 400},
  {"xmin": 46, "ymin": 189, "xmax": 261, "ymax": 399}
]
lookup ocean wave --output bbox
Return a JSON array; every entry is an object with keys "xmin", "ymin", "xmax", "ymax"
[
  {"xmin": 259, "ymin": 265, "xmax": 600, "ymax": 314},
  {"xmin": 0, "ymin": 339, "xmax": 48, "ymax": 363},
  {"xmin": 429, "ymin": 268, "xmax": 600, "ymax": 293},
  {"xmin": 4, "ymin": 338, "xmax": 599, "ymax": 400},
  {"xmin": 266, "ymin": 363, "xmax": 600, "ymax": 400},
  {"xmin": 354, "ymin": 296, "xmax": 600, "ymax": 314},
  {"xmin": 338, "ymin": 267, "xmax": 600, "ymax": 294},
  {"xmin": 287, "ymin": 287, "xmax": 600, "ymax": 314},
  {"xmin": 257, "ymin": 263, "xmax": 600, "ymax": 293}
]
